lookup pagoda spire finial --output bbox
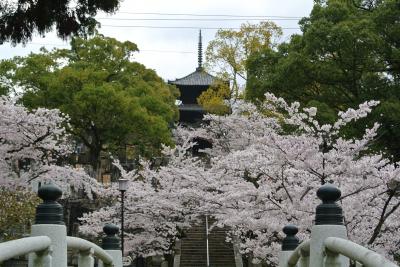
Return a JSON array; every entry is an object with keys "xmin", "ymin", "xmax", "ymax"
[{"xmin": 197, "ymin": 29, "xmax": 203, "ymax": 70}]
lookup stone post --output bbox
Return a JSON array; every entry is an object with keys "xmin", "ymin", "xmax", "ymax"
[
  {"xmin": 78, "ymin": 247, "xmax": 94, "ymax": 267},
  {"xmin": 233, "ymin": 236, "xmax": 244, "ymax": 267},
  {"xmin": 100, "ymin": 224, "xmax": 122, "ymax": 267},
  {"xmin": 173, "ymin": 240, "xmax": 181, "ymax": 267},
  {"xmin": 29, "ymin": 184, "xmax": 67, "ymax": 267},
  {"xmin": 309, "ymin": 184, "xmax": 349, "ymax": 267},
  {"xmin": 279, "ymin": 225, "xmax": 299, "ymax": 267},
  {"xmin": 30, "ymin": 246, "xmax": 53, "ymax": 267}
]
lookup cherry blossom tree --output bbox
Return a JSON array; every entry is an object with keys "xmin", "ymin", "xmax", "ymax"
[
  {"xmin": 79, "ymin": 138, "xmax": 212, "ymax": 257},
  {"xmin": 190, "ymin": 94, "xmax": 400, "ymax": 264},
  {"xmin": 0, "ymin": 95, "xmax": 102, "ymax": 240},
  {"xmin": 0, "ymin": 96, "xmax": 99, "ymax": 196},
  {"xmin": 81, "ymin": 93, "xmax": 400, "ymax": 264}
]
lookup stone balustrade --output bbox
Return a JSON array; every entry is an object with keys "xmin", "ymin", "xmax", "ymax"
[
  {"xmin": 0, "ymin": 184, "xmax": 123, "ymax": 267},
  {"xmin": 278, "ymin": 184, "xmax": 399, "ymax": 267}
]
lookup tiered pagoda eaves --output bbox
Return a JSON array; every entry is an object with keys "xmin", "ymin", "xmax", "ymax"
[{"xmin": 169, "ymin": 30, "xmax": 218, "ymax": 124}]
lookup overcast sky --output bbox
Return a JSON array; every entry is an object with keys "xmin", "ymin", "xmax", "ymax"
[{"xmin": 0, "ymin": 0, "xmax": 314, "ymax": 82}]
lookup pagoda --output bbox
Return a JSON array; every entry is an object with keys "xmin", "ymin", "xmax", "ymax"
[
  {"xmin": 169, "ymin": 30, "xmax": 217, "ymax": 124},
  {"xmin": 168, "ymin": 33, "xmax": 238, "ymax": 267}
]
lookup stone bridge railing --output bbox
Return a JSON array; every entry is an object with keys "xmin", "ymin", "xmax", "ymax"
[
  {"xmin": 0, "ymin": 184, "xmax": 122, "ymax": 267},
  {"xmin": 278, "ymin": 184, "xmax": 398, "ymax": 267},
  {"xmin": 1, "ymin": 183, "xmax": 399, "ymax": 267}
]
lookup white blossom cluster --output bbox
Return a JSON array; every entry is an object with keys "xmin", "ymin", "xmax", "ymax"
[
  {"xmin": 80, "ymin": 139, "xmax": 212, "ymax": 256},
  {"xmin": 0, "ymin": 96, "xmax": 100, "ymax": 197},
  {"xmin": 193, "ymin": 94, "xmax": 399, "ymax": 263},
  {"xmin": 81, "ymin": 93, "xmax": 400, "ymax": 263}
]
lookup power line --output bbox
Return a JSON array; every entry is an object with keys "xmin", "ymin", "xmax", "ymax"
[
  {"xmin": 141, "ymin": 49, "xmax": 195, "ymax": 54},
  {"xmin": 115, "ymin": 11, "xmax": 303, "ymax": 19},
  {"xmin": 101, "ymin": 25, "xmax": 300, "ymax": 30},
  {"xmin": 98, "ymin": 17, "xmax": 300, "ymax": 21},
  {"xmin": 26, "ymin": 43, "xmax": 68, "ymax": 47},
  {"xmin": 26, "ymin": 43, "xmax": 197, "ymax": 54}
]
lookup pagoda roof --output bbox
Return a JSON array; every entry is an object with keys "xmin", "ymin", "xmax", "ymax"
[{"xmin": 169, "ymin": 67, "xmax": 217, "ymax": 86}]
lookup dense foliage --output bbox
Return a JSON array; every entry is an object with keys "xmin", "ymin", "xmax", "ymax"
[
  {"xmin": 197, "ymin": 80, "xmax": 231, "ymax": 115},
  {"xmin": 205, "ymin": 21, "xmax": 282, "ymax": 97},
  {"xmin": 246, "ymin": 0, "xmax": 400, "ymax": 159},
  {"xmin": 0, "ymin": 0, "xmax": 121, "ymax": 44},
  {"xmin": 0, "ymin": 188, "xmax": 39, "ymax": 241},
  {"xmin": 0, "ymin": 35, "xmax": 179, "ymax": 174}
]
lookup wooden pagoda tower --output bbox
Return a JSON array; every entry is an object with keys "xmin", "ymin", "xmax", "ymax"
[{"xmin": 168, "ymin": 30, "xmax": 217, "ymax": 124}]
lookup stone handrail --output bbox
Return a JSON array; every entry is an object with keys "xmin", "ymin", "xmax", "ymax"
[
  {"xmin": 279, "ymin": 184, "xmax": 399, "ymax": 267},
  {"xmin": 0, "ymin": 184, "xmax": 122, "ymax": 267},
  {"xmin": 324, "ymin": 237, "xmax": 398, "ymax": 267},
  {"xmin": 67, "ymin": 236, "xmax": 114, "ymax": 265},
  {"xmin": 0, "ymin": 236, "xmax": 51, "ymax": 263},
  {"xmin": 287, "ymin": 239, "xmax": 310, "ymax": 267}
]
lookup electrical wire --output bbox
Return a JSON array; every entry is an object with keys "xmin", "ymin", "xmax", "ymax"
[
  {"xmin": 26, "ymin": 44, "xmax": 197, "ymax": 54},
  {"xmin": 114, "ymin": 11, "xmax": 303, "ymax": 19},
  {"xmin": 25, "ymin": 43, "xmax": 68, "ymax": 47},
  {"xmin": 100, "ymin": 25, "xmax": 300, "ymax": 30},
  {"xmin": 141, "ymin": 49, "xmax": 195, "ymax": 54},
  {"xmin": 97, "ymin": 17, "xmax": 300, "ymax": 21}
]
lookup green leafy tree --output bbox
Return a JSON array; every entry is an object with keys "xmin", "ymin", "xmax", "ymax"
[
  {"xmin": 246, "ymin": 0, "xmax": 400, "ymax": 159},
  {"xmin": 197, "ymin": 80, "xmax": 231, "ymax": 115},
  {"xmin": 0, "ymin": 0, "xmax": 121, "ymax": 44},
  {"xmin": 0, "ymin": 35, "xmax": 179, "ymax": 175},
  {"xmin": 0, "ymin": 188, "xmax": 40, "ymax": 241},
  {"xmin": 205, "ymin": 21, "xmax": 282, "ymax": 98}
]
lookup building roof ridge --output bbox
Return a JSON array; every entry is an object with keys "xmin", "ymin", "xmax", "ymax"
[{"xmin": 168, "ymin": 67, "xmax": 217, "ymax": 86}]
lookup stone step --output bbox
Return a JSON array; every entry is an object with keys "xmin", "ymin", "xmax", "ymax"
[
  {"xmin": 180, "ymin": 217, "xmax": 235, "ymax": 267},
  {"xmin": 181, "ymin": 251, "xmax": 233, "ymax": 255},
  {"xmin": 182, "ymin": 246, "xmax": 232, "ymax": 250},
  {"xmin": 181, "ymin": 245, "xmax": 233, "ymax": 248}
]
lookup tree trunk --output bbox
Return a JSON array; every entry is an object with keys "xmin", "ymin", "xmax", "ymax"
[{"xmin": 89, "ymin": 146, "xmax": 101, "ymax": 181}]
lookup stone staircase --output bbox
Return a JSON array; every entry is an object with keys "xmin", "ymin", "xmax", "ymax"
[{"xmin": 179, "ymin": 217, "xmax": 236, "ymax": 267}]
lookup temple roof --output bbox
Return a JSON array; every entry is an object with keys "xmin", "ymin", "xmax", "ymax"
[
  {"xmin": 169, "ymin": 67, "xmax": 217, "ymax": 86},
  {"xmin": 169, "ymin": 30, "xmax": 218, "ymax": 87}
]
